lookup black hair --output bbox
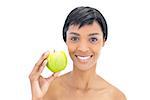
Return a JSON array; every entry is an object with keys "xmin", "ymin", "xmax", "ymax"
[{"xmin": 63, "ymin": 6, "xmax": 108, "ymax": 42}]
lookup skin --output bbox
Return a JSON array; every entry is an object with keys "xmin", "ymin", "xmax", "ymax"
[{"xmin": 29, "ymin": 21, "xmax": 126, "ymax": 100}]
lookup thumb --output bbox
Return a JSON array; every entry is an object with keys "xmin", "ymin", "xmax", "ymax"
[{"xmin": 46, "ymin": 72, "xmax": 60, "ymax": 83}]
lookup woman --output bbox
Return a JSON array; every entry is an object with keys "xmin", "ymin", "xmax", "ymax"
[{"xmin": 29, "ymin": 6, "xmax": 126, "ymax": 100}]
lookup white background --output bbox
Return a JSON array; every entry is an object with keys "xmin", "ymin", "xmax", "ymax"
[{"xmin": 0, "ymin": 0, "xmax": 150, "ymax": 100}]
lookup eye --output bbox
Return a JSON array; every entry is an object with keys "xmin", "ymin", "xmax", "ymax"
[
  {"xmin": 89, "ymin": 37, "xmax": 98, "ymax": 43},
  {"xmin": 70, "ymin": 37, "xmax": 79, "ymax": 42}
]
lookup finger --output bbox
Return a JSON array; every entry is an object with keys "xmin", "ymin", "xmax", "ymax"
[
  {"xmin": 37, "ymin": 49, "xmax": 55, "ymax": 73},
  {"xmin": 30, "ymin": 60, "xmax": 47, "ymax": 81},
  {"xmin": 46, "ymin": 72, "xmax": 60, "ymax": 82},
  {"xmin": 35, "ymin": 51, "xmax": 49, "ymax": 69},
  {"xmin": 31, "ymin": 51, "xmax": 49, "ymax": 74},
  {"xmin": 53, "ymin": 72, "xmax": 60, "ymax": 77},
  {"xmin": 38, "ymin": 59, "xmax": 47, "ymax": 73}
]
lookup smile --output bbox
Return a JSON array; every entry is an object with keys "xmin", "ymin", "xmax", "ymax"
[{"xmin": 75, "ymin": 55, "xmax": 93, "ymax": 62}]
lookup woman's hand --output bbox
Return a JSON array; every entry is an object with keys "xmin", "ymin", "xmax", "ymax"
[{"xmin": 29, "ymin": 50, "xmax": 59, "ymax": 100}]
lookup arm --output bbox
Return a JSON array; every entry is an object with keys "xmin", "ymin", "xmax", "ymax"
[{"xmin": 29, "ymin": 50, "xmax": 59, "ymax": 100}]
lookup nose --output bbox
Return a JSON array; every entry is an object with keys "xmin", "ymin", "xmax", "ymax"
[{"xmin": 77, "ymin": 40, "xmax": 90, "ymax": 52}]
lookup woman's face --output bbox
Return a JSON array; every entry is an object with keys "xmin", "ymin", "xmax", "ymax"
[{"xmin": 66, "ymin": 21, "xmax": 104, "ymax": 71}]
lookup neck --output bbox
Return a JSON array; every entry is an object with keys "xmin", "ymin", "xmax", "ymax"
[{"xmin": 69, "ymin": 64, "xmax": 97, "ymax": 90}]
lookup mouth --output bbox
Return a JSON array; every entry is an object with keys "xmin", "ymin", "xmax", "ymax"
[{"xmin": 75, "ymin": 55, "xmax": 93, "ymax": 62}]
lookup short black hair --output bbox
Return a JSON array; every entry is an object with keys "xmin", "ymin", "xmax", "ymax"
[{"xmin": 63, "ymin": 6, "xmax": 108, "ymax": 42}]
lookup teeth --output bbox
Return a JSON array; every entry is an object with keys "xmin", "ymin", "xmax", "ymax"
[{"xmin": 77, "ymin": 56, "xmax": 91, "ymax": 60}]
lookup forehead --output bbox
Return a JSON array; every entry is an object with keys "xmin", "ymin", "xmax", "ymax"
[{"xmin": 67, "ymin": 21, "xmax": 103, "ymax": 36}]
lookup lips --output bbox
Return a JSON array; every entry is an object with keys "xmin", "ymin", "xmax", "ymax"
[{"xmin": 75, "ymin": 55, "xmax": 93, "ymax": 62}]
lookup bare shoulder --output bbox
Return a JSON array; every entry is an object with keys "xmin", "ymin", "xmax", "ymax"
[
  {"xmin": 96, "ymin": 76, "xmax": 127, "ymax": 100},
  {"xmin": 108, "ymin": 85, "xmax": 127, "ymax": 100}
]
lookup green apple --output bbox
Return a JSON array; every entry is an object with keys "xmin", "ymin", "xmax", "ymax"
[{"xmin": 46, "ymin": 50, "xmax": 67, "ymax": 72}]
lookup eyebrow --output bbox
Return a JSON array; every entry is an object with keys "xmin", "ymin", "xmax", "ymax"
[
  {"xmin": 88, "ymin": 33, "xmax": 100, "ymax": 36},
  {"xmin": 69, "ymin": 32, "xmax": 80, "ymax": 36},
  {"xmin": 69, "ymin": 32, "xmax": 100, "ymax": 36}
]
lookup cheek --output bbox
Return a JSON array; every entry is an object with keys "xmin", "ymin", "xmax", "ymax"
[
  {"xmin": 66, "ymin": 42, "xmax": 76, "ymax": 57},
  {"xmin": 92, "ymin": 43, "xmax": 103, "ymax": 58}
]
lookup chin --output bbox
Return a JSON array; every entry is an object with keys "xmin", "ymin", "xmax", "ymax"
[
  {"xmin": 73, "ymin": 56, "xmax": 97, "ymax": 71},
  {"xmin": 75, "ymin": 64, "xmax": 94, "ymax": 71}
]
